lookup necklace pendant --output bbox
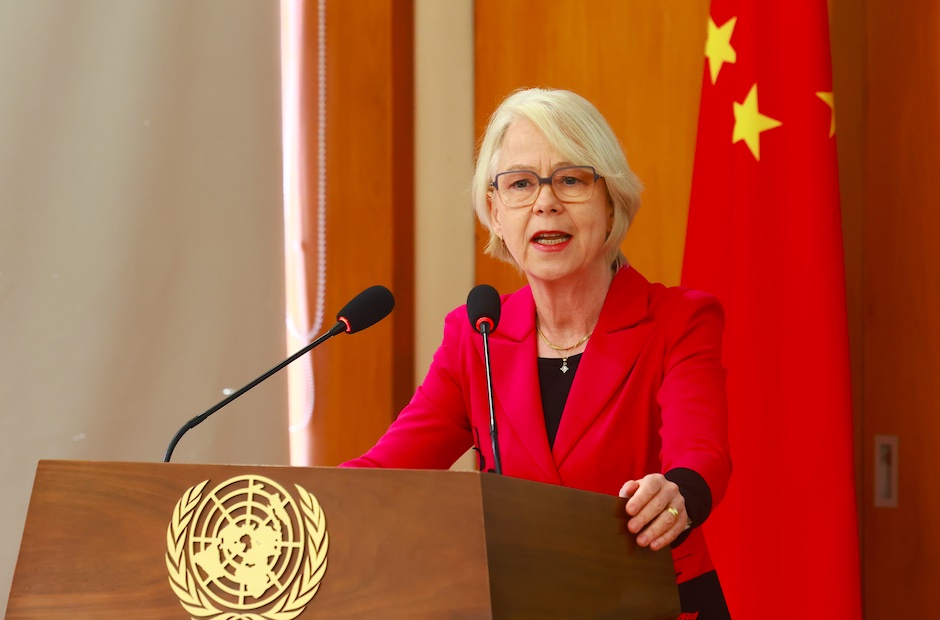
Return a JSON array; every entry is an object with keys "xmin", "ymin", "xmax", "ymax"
[{"xmin": 560, "ymin": 358, "xmax": 569, "ymax": 373}]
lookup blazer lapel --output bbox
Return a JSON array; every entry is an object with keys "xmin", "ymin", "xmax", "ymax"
[{"xmin": 552, "ymin": 267, "xmax": 655, "ymax": 467}]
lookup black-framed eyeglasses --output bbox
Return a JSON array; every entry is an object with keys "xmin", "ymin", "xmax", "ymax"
[{"xmin": 490, "ymin": 166, "xmax": 602, "ymax": 208}]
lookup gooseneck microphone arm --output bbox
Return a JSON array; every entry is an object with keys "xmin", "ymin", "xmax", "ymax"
[
  {"xmin": 162, "ymin": 323, "xmax": 344, "ymax": 463},
  {"xmin": 478, "ymin": 320, "xmax": 502, "ymax": 475},
  {"xmin": 163, "ymin": 285, "xmax": 395, "ymax": 463},
  {"xmin": 467, "ymin": 284, "xmax": 503, "ymax": 475}
]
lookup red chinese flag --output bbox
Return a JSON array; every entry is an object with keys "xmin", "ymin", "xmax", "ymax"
[{"xmin": 681, "ymin": 1, "xmax": 861, "ymax": 617}]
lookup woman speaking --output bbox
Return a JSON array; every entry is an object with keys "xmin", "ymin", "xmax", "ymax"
[{"xmin": 345, "ymin": 88, "xmax": 732, "ymax": 618}]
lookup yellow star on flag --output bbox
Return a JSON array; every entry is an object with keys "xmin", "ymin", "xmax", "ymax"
[
  {"xmin": 816, "ymin": 91, "xmax": 836, "ymax": 137},
  {"xmin": 705, "ymin": 16, "xmax": 737, "ymax": 84},
  {"xmin": 733, "ymin": 84, "xmax": 782, "ymax": 160}
]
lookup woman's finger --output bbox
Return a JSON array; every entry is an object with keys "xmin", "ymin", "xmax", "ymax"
[
  {"xmin": 637, "ymin": 504, "xmax": 688, "ymax": 550},
  {"xmin": 627, "ymin": 478, "xmax": 681, "ymax": 534},
  {"xmin": 618, "ymin": 479, "xmax": 640, "ymax": 499},
  {"xmin": 651, "ymin": 507, "xmax": 688, "ymax": 550},
  {"xmin": 623, "ymin": 474, "xmax": 666, "ymax": 516}
]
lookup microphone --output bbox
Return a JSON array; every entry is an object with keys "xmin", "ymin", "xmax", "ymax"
[
  {"xmin": 466, "ymin": 284, "xmax": 503, "ymax": 475},
  {"xmin": 336, "ymin": 285, "xmax": 396, "ymax": 334},
  {"xmin": 162, "ymin": 285, "xmax": 395, "ymax": 463},
  {"xmin": 467, "ymin": 284, "xmax": 501, "ymax": 335}
]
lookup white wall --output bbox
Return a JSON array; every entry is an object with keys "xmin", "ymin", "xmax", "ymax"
[{"xmin": 0, "ymin": 0, "xmax": 288, "ymax": 609}]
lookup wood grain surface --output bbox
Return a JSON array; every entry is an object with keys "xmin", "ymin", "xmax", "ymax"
[{"xmin": 7, "ymin": 460, "xmax": 678, "ymax": 619}]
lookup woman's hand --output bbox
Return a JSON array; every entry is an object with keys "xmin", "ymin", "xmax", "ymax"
[{"xmin": 619, "ymin": 473, "xmax": 690, "ymax": 551}]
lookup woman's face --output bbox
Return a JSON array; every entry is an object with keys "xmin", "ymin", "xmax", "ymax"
[{"xmin": 488, "ymin": 118, "xmax": 612, "ymax": 286}]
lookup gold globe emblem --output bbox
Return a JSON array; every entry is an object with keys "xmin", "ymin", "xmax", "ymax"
[{"xmin": 166, "ymin": 475, "xmax": 328, "ymax": 620}]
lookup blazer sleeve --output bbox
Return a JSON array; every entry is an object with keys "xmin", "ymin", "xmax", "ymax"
[
  {"xmin": 657, "ymin": 289, "xmax": 732, "ymax": 508},
  {"xmin": 342, "ymin": 307, "xmax": 475, "ymax": 469}
]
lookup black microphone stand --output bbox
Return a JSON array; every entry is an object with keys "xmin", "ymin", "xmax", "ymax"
[{"xmin": 479, "ymin": 322, "xmax": 502, "ymax": 475}]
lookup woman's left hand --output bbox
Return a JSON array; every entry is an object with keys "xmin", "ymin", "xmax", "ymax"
[{"xmin": 618, "ymin": 473, "xmax": 690, "ymax": 551}]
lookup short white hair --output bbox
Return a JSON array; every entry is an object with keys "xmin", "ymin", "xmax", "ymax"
[{"xmin": 471, "ymin": 88, "xmax": 643, "ymax": 268}]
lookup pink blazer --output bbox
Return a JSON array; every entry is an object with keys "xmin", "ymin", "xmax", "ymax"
[{"xmin": 345, "ymin": 266, "xmax": 731, "ymax": 582}]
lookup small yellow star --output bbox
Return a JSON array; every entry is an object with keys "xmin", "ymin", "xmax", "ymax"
[
  {"xmin": 816, "ymin": 91, "xmax": 836, "ymax": 138},
  {"xmin": 705, "ymin": 16, "xmax": 737, "ymax": 84},
  {"xmin": 733, "ymin": 84, "xmax": 782, "ymax": 161}
]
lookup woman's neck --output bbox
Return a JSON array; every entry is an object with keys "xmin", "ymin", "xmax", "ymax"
[{"xmin": 530, "ymin": 263, "xmax": 616, "ymax": 343}]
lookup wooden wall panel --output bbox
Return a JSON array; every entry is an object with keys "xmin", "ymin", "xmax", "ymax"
[
  {"xmin": 863, "ymin": 0, "xmax": 940, "ymax": 615},
  {"xmin": 300, "ymin": 0, "xmax": 414, "ymax": 466},
  {"xmin": 473, "ymin": 0, "xmax": 709, "ymax": 294},
  {"xmin": 829, "ymin": 0, "xmax": 866, "ymax": 550}
]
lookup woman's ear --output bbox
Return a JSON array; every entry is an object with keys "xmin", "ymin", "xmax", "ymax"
[{"xmin": 488, "ymin": 193, "xmax": 503, "ymax": 238}]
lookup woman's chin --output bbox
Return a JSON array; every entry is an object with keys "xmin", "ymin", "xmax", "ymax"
[{"xmin": 521, "ymin": 260, "xmax": 578, "ymax": 284}]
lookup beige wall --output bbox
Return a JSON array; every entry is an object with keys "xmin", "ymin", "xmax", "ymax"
[
  {"xmin": 414, "ymin": 0, "xmax": 477, "ymax": 471},
  {"xmin": 414, "ymin": 0, "xmax": 475, "ymax": 379},
  {"xmin": 0, "ymin": 1, "xmax": 288, "ymax": 610}
]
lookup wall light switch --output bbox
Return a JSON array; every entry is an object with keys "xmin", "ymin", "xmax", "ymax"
[{"xmin": 874, "ymin": 434, "xmax": 899, "ymax": 508}]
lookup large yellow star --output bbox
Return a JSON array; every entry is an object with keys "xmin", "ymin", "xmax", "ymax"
[
  {"xmin": 733, "ymin": 84, "xmax": 782, "ymax": 161},
  {"xmin": 705, "ymin": 16, "xmax": 737, "ymax": 84},
  {"xmin": 816, "ymin": 91, "xmax": 836, "ymax": 137}
]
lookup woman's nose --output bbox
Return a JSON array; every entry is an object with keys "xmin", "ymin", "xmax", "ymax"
[{"xmin": 532, "ymin": 182, "xmax": 561, "ymax": 213}]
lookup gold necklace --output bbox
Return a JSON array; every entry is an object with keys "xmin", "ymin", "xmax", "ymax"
[{"xmin": 536, "ymin": 324, "xmax": 592, "ymax": 373}]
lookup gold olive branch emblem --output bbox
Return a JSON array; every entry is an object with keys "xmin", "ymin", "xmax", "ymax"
[{"xmin": 166, "ymin": 478, "xmax": 328, "ymax": 620}]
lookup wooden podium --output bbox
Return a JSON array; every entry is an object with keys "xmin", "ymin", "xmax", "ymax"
[{"xmin": 6, "ymin": 460, "xmax": 680, "ymax": 619}]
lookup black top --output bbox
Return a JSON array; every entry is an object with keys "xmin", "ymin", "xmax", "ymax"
[{"xmin": 537, "ymin": 354, "xmax": 581, "ymax": 448}]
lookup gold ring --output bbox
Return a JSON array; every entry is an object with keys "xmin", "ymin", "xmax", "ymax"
[{"xmin": 666, "ymin": 507, "xmax": 679, "ymax": 519}]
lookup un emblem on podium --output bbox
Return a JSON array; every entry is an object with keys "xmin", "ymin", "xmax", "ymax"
[{"xmin": 166, "ymin": 475, "xmax": 329, "ymax": 619}]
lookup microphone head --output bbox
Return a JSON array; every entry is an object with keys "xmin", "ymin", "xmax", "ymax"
[
  {"xmin": 467, "ymin": 284, "xmax": 501, "ymax": 334},
  {"xmin": 337, "ymin": 285, "xmax": 395, "ymax": 334}
]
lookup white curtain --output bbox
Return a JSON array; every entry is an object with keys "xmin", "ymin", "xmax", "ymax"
[{"xmin": 0, "ymin": 0, "xmax": 287, "ymax": 607}]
